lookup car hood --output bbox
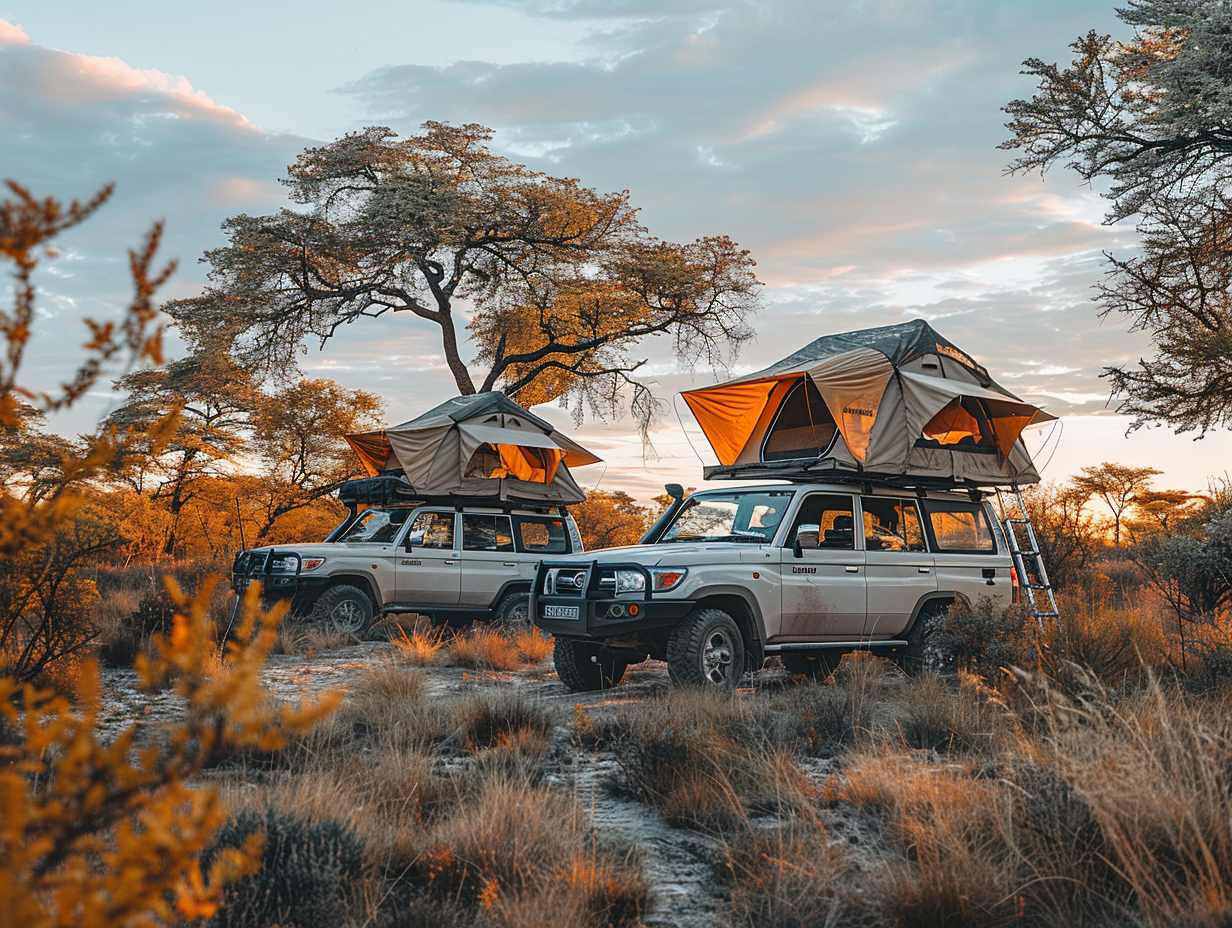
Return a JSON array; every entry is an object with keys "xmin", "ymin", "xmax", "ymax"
[{"xmin": 552, "ymin": 541, "xmax": 769, "ymax": 567}]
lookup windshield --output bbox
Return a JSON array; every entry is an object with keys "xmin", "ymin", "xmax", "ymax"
[
  {"xmin": 659, "ymin": 490, "xmax": 794, "ymax": 543},
  {"xmin": 336, "ymin": 508, "xmax": 411, "ymax": 544}
]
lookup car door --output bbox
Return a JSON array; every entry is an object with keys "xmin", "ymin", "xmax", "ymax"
[
  {"xmin": 394, "ymin": 509, "xmax": 461, "ymax": 605},
  {"xmin": 458, "ymin": 513, "xmax": 518, "ymax": 606},
  {"xmin": 859, "ymin": 495, "xmax": 936, "ymax": 637},
  {"xmin": 922, "ymin": 498, "xmax": 1012, "ymax": 608},
  {"xmin": 777, "ymin": 492, "xmax": 866, "ymax": 641}
]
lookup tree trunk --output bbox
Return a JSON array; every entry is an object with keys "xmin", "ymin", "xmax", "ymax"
[{"xmin": 436, "ymin": 310, "xmax": 477, "ymax": 395}]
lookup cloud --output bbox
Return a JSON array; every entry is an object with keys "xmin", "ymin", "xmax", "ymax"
[{"xmin": 0, "ymin": 18, "xmax": 307, "ymax": 429}]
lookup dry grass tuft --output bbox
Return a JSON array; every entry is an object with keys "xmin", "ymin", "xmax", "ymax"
[
  {"xmin": 457, "ymin": 691, "xmax": 558, "ymax": 757},
  {"xmin": 401, "ymin": 777, "xmax": 647, "ymax": 927},
  {"xmin": 607, "ymin": 688, "xmax": 815, "ymax": 833},
  {"xmin": 722, "ymin": 823, "xmax": 860, "ymax": 928},
  {"xmin": 509, "ymin": 627, "xmax": 554, "ymax": 665},
  {"xmin": 392, "ymin": 623, "xmax": 451, "ymax": 666},
  {"xmin": 272, "ymin": 622, "xmax": 357, "ymax": 656},
  {"xmin": 445, "ymin": 626, "xmax": 523, "ymax": 671}
]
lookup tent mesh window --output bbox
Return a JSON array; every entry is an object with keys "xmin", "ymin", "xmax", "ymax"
[
  {"xmin": 917, "ymin": 398, "xmax": 998, "ymax": 454},
  {"xmin": 761, "ymin": 378, "xmax": 838, "ymax": 463}
]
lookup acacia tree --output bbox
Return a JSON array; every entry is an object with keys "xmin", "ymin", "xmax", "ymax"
[
  {"xmin": 1072, "ymin": 462, "xmax": 1162, "ymax": 547},
  {"xmin": 1002, "ymin": 2, "xmax": 1232, "ymax": 433},
  {"xmin": 169, "ymin": 123, "xmax": 760, "ymax": 431}
]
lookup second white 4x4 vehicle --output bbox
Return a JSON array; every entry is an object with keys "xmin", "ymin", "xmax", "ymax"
[
  {"xmin": 233, "ymin": 486, "xmax": 583, "ymax": 634},
  {"xmin": 533, "ymin": 481, "xmax": 1018, "ymax": 690}
]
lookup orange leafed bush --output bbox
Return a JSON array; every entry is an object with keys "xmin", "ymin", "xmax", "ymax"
[{"xmin": 0, "ymin": 579, "xmax": 341, "ymax": 927}]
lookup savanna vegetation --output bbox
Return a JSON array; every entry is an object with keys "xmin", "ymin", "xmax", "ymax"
[{"xmin": 13, "ymin": 13, "xmax": 1232, "ymax": 921}]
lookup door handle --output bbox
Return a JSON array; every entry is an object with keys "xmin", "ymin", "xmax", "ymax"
[
  {"xmin": 845, "ymin": 566, "xmax": 859, "ymax": 573},
  {"xmin": 503, "ymin": 562, "xmax": 517, "ymax": 567},
  {"xmin": 917, "ymin": 567, "xmax": 931, "ymax": 574},
  {"xmin": 444, "ymin": 559, "xmax": 458, "ymax": 565}
]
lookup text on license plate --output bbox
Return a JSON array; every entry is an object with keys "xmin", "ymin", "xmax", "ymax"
[{"xmin": 542, "ymin": 605, "xmax": 580, "ymax": 619}]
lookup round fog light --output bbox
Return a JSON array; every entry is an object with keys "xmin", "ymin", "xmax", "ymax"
[
  {"xmin": 607, "ymin": 604, "xmax": 626, "ymax": 618},
  {"xmin": 629, "ymin": 604, "xmax": 639, "ymax": 616}
]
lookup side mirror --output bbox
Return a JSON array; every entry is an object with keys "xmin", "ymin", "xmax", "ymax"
[
  {"xmin": 793, "ymin": 524, "xmax": 821, "ymax": 558},
  {"xmin": 665, "ymin": 483, "xmax": 684, "ymax": 501},
  {"xmin": 404, "ymin": 530, "xmax": 425, "ymax": 550}
]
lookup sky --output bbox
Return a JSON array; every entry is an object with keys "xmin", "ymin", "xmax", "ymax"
[{"xmin": 3, "ymin": 0, "xmax": 1231, "ymax": 502}]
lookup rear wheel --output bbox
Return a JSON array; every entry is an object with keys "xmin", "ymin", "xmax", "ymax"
[
  {"xmin": 666, "ymin": 607, "xmax": 746, "ymax": 688},
  {"xmin": 553, "ymin": 637, "xmax": 628, "ymax": 692},
  {"xmin": 781, "ymin": 650, "xmax": 846, "ymax": 679},
  {"xmin": 309, "ymin": 584, "xmax": 374, "ymax": 635},
  {"xmin": 898, "ymin": 603, "xmax": 950, "ymax": 674}
]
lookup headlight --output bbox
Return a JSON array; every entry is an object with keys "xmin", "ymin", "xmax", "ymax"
[
  {"xmin": 269, "ymin": 554, "xmax": 300, "ymax": 573},
  {"xmin": 650, "ymin": 568, "xmax": 687, "ymax": 591},
  {"xmin": 614, "ymin": 569, "xmax": 646, "ymax": 593}
]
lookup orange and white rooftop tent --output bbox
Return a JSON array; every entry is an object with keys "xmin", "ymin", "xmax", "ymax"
[
  {"xmin": 682, "ymin": 320, "xmax": 1056, "ymax": 486},
  {"xmin": 345, "ymin": 393, "xmax": 602, "ymax": 505}
]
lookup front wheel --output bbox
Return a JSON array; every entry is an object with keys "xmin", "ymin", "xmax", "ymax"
[
  {"xmin": 667, "ymin": 607, "xmax": 746, "ymax": 688},
  {"xmin": 553, "ymin": 637, "xmax": 627, "ymax": 692},
  {"xmin": 309, "ymin": 584, "xmax": 374, "ymax": 635},
  {"xmin": 492, "ymin": 592, "xmax": 532, "ymax": 631}
]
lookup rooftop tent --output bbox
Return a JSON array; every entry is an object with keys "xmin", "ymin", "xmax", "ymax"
[
  {"xmin": 681, "ymin": 320, "xmax": 1057, "ymax": 487},
  {"xmin": 345, "ymin": 393, "xmax": 602, "ymax": 505}
]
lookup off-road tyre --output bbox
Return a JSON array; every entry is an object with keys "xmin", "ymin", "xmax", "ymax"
[
  {"xmin": 493, "ymin": 592, "xmax": 532, "ymax": 631},
  {"xmin": 898, "ymin": 602, "xmax": 949, "ymax": 675},
  {"xmin": 553, "ymin": 637, "xmax": 628, "ymax": 692},
  {"xmin": 781, "ymin": 650, "xmax": 846, "ymax": 679},
  {"xmin": 309, "ymin": 584, "xmax": 374, "ymax": 635},
  {"xmin": 666, "ymin": 607, "xmax": 746, "ymax": 688}
]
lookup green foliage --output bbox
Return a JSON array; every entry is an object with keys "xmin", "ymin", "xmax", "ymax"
[
  {"xmin": 926, "ymin": 597, "xmax": 1032, "ymax": 677},
  {"xmin": 206, "ymin": 807, "xmax": 366, "ymax": 928}
]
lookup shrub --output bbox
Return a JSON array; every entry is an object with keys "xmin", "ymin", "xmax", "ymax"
[
  {"xmin": 927, "ymin": 596, "xmax": 1032, "ymax": 676},
  {"xmin": 206, "ymin": 807, "xmax": 367, "ymax": 928}
]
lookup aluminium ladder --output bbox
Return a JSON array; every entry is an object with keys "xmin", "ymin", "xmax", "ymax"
[{"xmin": 995, "ymin": 485, "xmax": 1060, "ymax": 628}]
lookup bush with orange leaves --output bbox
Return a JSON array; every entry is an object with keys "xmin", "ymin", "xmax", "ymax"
[{"xmin": 0, "ymin": 580, "xmax": 341, "ymax": 927}]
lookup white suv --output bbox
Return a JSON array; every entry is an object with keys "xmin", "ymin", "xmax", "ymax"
[
  {"xmin": 532, "ymin": 482, "xmax": 1017, "ymax": 690},
  {"xmin": 233, "ymin": 502, "xmax": 584, "ymax": 633}
]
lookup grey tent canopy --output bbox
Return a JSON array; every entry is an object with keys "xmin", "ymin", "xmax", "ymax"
[
  {"xmin": 346, "ymin": 393, "xmax": 602, "ymax": 505},
  {"xmin": 681, "ymin": 320, "xmax": 1056, "ymax": 487}
]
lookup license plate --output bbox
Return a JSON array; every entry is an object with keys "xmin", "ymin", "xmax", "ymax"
[{"xmin": 542, "ymin": 604, "xmax": 580, "ymax": 619}]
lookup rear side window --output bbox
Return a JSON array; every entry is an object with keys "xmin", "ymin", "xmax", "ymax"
[
  {"xmin": 514, "ymin": 516, "xmax": 569, "ymax": 554},
  {"xmin": 924, "ymin": 500, "xmax": 997, "ymax": 553},
  {"xmin": 462, "ymin": 514, "xmax": 515, "ymax": 552}
]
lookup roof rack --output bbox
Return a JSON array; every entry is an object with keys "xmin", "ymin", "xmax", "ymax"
[
  {"xmin": 336, "ymin": 477, "xmax": 566, "ymax": 514},
  {"xmin": 702, "ymin": 460, "xmax": 1033, "ymax": 492}
]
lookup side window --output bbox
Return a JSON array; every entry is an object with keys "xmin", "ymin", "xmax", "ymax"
[
  {"xmin": 462, "ymin": 514, "xmax": 514, "ymax": 552},
  {"xmin": 861, "ymin": 497, "xmax": 927, "ymax": 552},
  {"xmin": 925, "ymin": 501, "xmax": 996, "ymax": 553},
  {"xmin": 408, "ymin": 511, "xmax": 455, "ymax": 549},
  {"xmin": 515, "ymin": 517, "xmax": 569, "ymax": 554},
  {"xmin": 787, "ymin": 494, "xmax": 856, "ymax": 550}
]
